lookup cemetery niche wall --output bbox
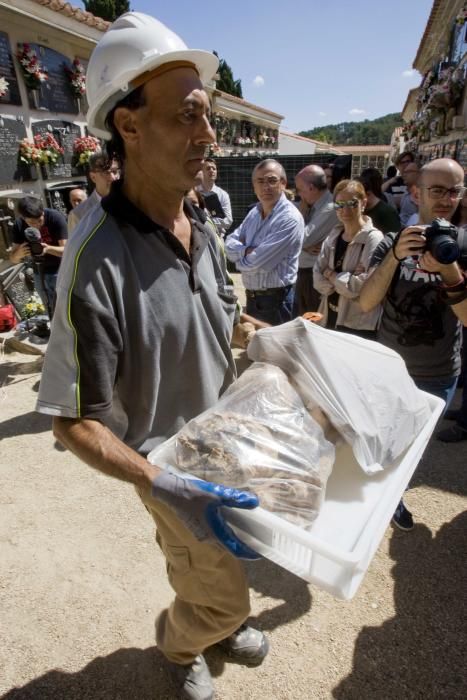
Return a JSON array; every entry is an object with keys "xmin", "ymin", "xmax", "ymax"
[
  {"xmin": 0, "ymin": 31, "xmax": 21, "ymax": 106},
  {"xmin": 25, "ymin": 45, "xmax": 79, "ymax": 114},
  {"xmin": 0, "ymin": 117, "xmax": 30, "ymax": 186},
  {"xmin": 31, "ymin": 120, "xmax": 81, "ymax": 179}
]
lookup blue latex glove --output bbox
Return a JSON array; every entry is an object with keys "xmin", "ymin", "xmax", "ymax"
[{"xmin": 152, "ymin": 471, "xmax": 261, "ymax": 560}]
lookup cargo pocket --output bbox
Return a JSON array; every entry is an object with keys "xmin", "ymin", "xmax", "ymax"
[{"xmin": 164, "ymin": 544, "xmax": 191, "ymax": 591}]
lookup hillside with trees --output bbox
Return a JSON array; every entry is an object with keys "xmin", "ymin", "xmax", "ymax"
[{"xmin": 299, "ymin": 113, "xmax": 403, "ymax": 145}]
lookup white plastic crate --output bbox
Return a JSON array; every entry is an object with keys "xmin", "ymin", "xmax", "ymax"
[{"xmin": 150, "ymin": 392, "xmax": 444, "ymax": 600}]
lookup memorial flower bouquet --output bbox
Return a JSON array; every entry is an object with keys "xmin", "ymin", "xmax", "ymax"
[
  {"xmin": 427, "ymin": 66, "xmax": 465, "ymax": 111},
  {"xmin": 19, "ymin": 138, "xmax": 42, "ymax": 165},
  {"xmin": 34, "ymin": 133, "xmax": 64, "ymax": 165},
  {"xmin": 73, "ymin": 135, "xmax": 100, "ymax": 165},
  {"xmin": 0, "ymin": 76, "xmax": 9, "ymax": 97},
  {"xmin": 22, "ymin": 293, "xmax": 45, "ymax": 319},
  {"xmin": 17, "ymin": 43, "xmax": 48, "ymax": 90},
  {"xmin": 65, "ymin": 58, "xmax": 86, "ymax": 97}
]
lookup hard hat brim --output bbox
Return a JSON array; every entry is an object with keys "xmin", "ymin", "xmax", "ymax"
[{"xmin": 87, "ymin": 49, "xmax": 219, "ymax": 140}]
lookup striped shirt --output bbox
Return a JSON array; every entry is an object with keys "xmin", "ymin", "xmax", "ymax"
[{"xmin": 224, "ymin": 193, "xmax": 304, "ymax": 290}]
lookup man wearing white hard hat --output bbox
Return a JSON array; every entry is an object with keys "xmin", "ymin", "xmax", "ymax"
[{"xmin": 36, "ymin": 13, "xmax": 268, "ymax": 700}]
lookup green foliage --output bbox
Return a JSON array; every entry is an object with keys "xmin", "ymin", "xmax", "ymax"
[
  {"xmin": 213, "ymin": 51, "xmax": 243, "ymax": 98},
  {"xmin": 114, "ymin": 0, "xmax": 130, "ymax": 15},
  {"xmin": 84, "ymin": 0, "xmax": 130, "ymax": 21},
  {"xmin": 299, "ymin": 113, "xmax": 403, "ymax": 145}
]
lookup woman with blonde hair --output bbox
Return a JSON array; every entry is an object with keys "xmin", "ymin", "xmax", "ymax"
[{"xmin": 313, "ymin": 179, "xmax": 384, "ymax": 339}]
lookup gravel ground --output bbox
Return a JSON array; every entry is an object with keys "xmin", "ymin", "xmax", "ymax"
[{"xmin": 0, "ymin": 318, "xmax": 466, "ymax": 699}]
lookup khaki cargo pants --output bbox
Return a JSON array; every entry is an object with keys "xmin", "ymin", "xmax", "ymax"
[{"xmin": 138, "ymin": 487, "xmax": 251, "ymax": 665}]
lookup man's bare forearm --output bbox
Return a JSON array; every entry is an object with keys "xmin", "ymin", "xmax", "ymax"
[
  {"xmin": 359, "ymin": 252, "xmax": 398, "ymax": 312},
  {"xmin": 53, "ymin": 416, "xmax": 159, "ymax": 490},
  {"xmin": 43, "ymin": 245, "xmax": 65, "ymax": 258}
]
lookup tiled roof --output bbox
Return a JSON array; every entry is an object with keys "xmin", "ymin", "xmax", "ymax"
[
  {"xmin": 214, "ymin": 90, "xmax": 284, "ymax": 119},
  {"xmin": 412, "ymin": 0, "xmax": 463, "ymax": 71},
  {"xmin": 413, "ymin": 0, "xmax": 441, "ymax": 69},
  {"xmin": 336, "ymin": 145, "xmax": 391, "ymax": 153},
  {"xmin": 31, "ymin": 0, "xmax": 110, "ymax": 31}
]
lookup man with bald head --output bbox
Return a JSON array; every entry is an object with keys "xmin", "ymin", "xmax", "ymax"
[
  {"xmin": 360, "ymin": 158, "xmax": 467, "ymax": 529},
  {"xmin": 294, "ymin": 164, "xmax": 338, "ymax": 314},
  {"xmin": 69, "ymin": 187, "xmax": 87, "ymax": 209}
]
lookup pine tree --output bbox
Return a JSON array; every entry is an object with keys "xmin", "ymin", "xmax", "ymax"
[
  {"xmin": 213, "ymin": 51, "xmax": 243, "ymax": 98},
  {"xmin": 84, "ymin": 0, "xmax": 130, "ymax": 22}
]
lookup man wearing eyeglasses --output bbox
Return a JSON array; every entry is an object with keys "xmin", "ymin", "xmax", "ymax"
[
  {"xmin": 360, "ymin": 158, "xmax": 467, "ymax": 530},
  {"xmin": 382, "ymin": 151, "xmax": 416, "ymax": 209},
  {"xmin": 67, "ymin": 151, "xmax": 120, "ymax": 233},
  {"xmin": 225, "ymin": 159, "xmax": 304, "ymax": 325}
]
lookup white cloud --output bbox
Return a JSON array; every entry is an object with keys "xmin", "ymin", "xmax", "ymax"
[
  {"xmin": 252, "ymin": 75, "xmax": 265, "ymax": 87},
  {"xmin": 402, "ymin": 69, "xmax": 416, "ymax": 78},
  {"xmin": 318, "ymin": 111, "xmax": 327, "ymax": 116},
  {"xmin": 349, "ymin": 108, "xmax": 366, "ymax": 116}
]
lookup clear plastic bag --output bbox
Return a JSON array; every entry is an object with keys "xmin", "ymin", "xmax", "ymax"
[
  {"xmin": 148, "ymin": 363, "xmax": 335, "ymax": 528},
  {"xmin": 247, "ymin": 318, "xmax": 433, "ymax": 474}
]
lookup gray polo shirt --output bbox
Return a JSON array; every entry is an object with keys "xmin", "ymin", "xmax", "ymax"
[{"xmin": 36, "ymin": 184, "xmax": 237, "ymax": 455}]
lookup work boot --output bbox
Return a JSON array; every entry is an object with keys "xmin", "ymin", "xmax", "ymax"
[
  {"xmin": 392, "ymin": 500, "xmax": 414, "ymax": 531},
  {"xmin": 217, "ymin": 623, "xmax": 269, "ymax": 665},
  {"xmin": 168, "ymin": 654, "xmax": 214, "ymax": 700}
]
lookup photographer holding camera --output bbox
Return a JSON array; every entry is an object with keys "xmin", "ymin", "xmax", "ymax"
[
  {"xmin": 9, "ymin": 196, "xmax": 68, "ymax": 318},
  {"xmin": 360, "ymin": 158, "xmax": 467, "ymax": 529}
]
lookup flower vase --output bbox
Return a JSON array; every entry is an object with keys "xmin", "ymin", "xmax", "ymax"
[
  {"xmin": 436, "ymin": 113, "xmax": 446, "ymax": 136},
  {"xmin": 29, "ymin": 163, "xmax": 38, "ymax": 181},
  {"xmin": 40, "ymin": 163, "xmax": 50, "ymax": 180},
  {"xmin": 446, "ymin": 107, "xmax": 456, "ymax": 131},
  {"xmin": 30, "ymin": 89, "xmax": 40, "ymax": 109},
  {"xmin": 75, "ymin": 96, "xmax": 81, "ymax": 113}
]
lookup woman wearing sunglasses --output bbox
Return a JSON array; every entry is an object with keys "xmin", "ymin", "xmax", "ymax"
[{"xmin": 313, "ymin": 179, "xmax": 384, "ymax": 339}]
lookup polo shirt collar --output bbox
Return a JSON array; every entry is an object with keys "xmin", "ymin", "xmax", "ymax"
[{"xmin": 101, "ymin": 180, "xmax": 208, "ymax": 238}]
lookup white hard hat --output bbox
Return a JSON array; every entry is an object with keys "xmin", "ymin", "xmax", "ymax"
[{"xmin": 86, "ymin": 12, "xmax": 219, "ymax": 139}]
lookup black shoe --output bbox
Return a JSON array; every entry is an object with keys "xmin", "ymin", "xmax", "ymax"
[
  {"xmin": 392, "ymin": 501, "xmax": 414, "ymax": 531},
  {"xmin": 436, "ymin": 424, "xmax": 467, "ymax": 443},
  {"xmin": 216, "ymin": 624, "xmax": 269, "ymax": 666},
  {"xmin": 444, "ymin": 408, "xmax": 460, "ymax": 421},
  {"xmin": 168, "ymin": 655, "xmax": 214, "ymax": 700}
]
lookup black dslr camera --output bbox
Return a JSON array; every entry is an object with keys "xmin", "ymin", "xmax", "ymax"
[
  {"xmin": 24, "ymin": 226, "xmax": 44, "ymax": 259},
  {"xmin": 424, "ymin": 218, "xmax": 467, "ymax": 266}
]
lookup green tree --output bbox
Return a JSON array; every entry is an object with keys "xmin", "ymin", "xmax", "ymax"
[
  {"xmin": 84, "ymin": 0, "xmax": 130, "ymax": 21},
  {"xmin": 299, "ymin": 113, "xmax": 403, "ymax": 145},
  {"xmin": 213, "ymin": 51, "xmax": 243, "ymax": 98}
]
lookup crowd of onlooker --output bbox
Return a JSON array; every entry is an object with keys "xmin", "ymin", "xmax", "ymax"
[
  {"xmin": 5, "ymin": 150, "xmax": 467, "ymax": 525},
  {"xmin": 6, "ymin": 19, "xmax": 465, "ymax": 699},
  {"xmin": 218, "ymin": 152, "xmax": 467, "ymax": 530}
]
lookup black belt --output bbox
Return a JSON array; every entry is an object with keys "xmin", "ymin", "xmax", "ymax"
[{"xmin": 246, "ymin": 285, "xmax": 291, "ymax": 298}]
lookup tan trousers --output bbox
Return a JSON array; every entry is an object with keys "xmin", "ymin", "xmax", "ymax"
[{"xmin": 138, "ymin": 487, "xmax": 251, "ymax": 665}]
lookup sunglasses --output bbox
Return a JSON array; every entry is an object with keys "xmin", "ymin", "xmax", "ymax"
[{"xmin": 334, "ymin": 198, "xmax": 359, "ymax": 210}]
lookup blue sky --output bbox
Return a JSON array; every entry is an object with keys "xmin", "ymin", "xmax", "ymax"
[{"xmin": 79, "ymin": 0, "xmax": 433, "ymax": 132}]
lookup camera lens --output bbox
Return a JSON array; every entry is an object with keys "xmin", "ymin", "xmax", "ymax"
[{"xmin": 432, "ymin": 237, "xmax": 460, "ymax": 265}]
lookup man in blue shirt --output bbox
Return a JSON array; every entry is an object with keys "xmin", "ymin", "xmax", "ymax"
[{"xmin": 225, "ymin": 159, "xmax": 304, "ymax": 325}]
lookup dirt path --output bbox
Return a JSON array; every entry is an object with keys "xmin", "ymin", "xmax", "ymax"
[{"xmin": 0, "ymin": 346, "xmax": 466, "ymax": 700}]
